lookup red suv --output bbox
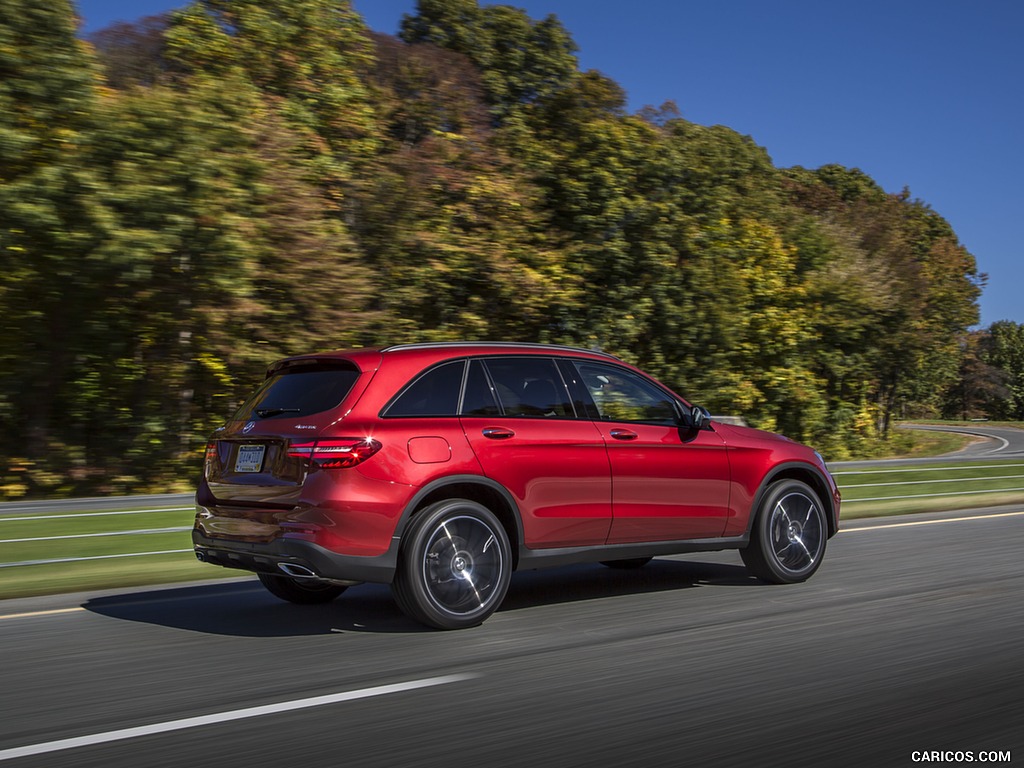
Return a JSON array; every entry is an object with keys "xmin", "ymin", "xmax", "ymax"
[{"xmin": 194, "ymin": 342, "xmax": 840, "ymax": 629}]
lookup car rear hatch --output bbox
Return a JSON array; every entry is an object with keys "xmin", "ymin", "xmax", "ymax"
[{"xmin": 202, "ymin": 357, "xmax": 371, "ymax": 510}]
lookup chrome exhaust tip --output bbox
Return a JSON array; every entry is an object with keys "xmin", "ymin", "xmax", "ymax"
[{"xmin": 278, "ymin": 562, "xmax": 318, "ymax": 579}]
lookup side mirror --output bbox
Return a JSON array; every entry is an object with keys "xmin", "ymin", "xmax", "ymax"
[{"xmin": 689, "ymin": 405, "xmax": 711, "ymax": 430}]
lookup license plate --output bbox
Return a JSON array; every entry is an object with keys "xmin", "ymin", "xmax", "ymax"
[{"xmin": 235, "ymin": 444, "xmax": 266, "ymax": 473}]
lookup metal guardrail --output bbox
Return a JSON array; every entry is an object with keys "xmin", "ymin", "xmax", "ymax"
[
  {"xmin": 834, "ymin": 462, "xmax": 1024, "ymax": 504},
  {"xmin": 0, "ymin": 494, "xmax": 194, "ymax": 515},
  {"xmin": 0, "ymin": 504, "xmax": 195, "ymax": 570},
  {"xmin": 4, "ymin": 463, "xmax": 1024, "ymax": 570},
  {"xmin": 0, "ymin": 550, "xmax": 193, "ymax": 569}
]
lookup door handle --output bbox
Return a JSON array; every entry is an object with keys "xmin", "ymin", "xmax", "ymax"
[
  {"xmin": 610, "ymin": 429, "xmax": 638, "ymax": 441},
  {"xmin": 482, "ymin": 427, "xmax": 515, "ymax": 440}
]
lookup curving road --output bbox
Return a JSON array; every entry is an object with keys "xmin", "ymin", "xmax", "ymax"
[
  {"xmin": 1, "ymin": 507, "xmax": 1022, "ymax": 767},
  {"xmin": 831, "ymin": 422, "xmax": 1024, "ymax": 470},
  {"xmin": 901, "ymin": 423, "xmax": 1024, "ymax": 459}
]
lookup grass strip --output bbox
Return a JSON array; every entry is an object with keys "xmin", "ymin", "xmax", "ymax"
[
  {"xmin": 0, "ymin": 509, "xmax": 195, "ymax": 539},
  {"xmin": 1, "ymin": 530, "xmax": 195, "ymax": 564}
]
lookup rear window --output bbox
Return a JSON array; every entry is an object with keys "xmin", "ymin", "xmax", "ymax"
[{"xmin": 233, "ymin": 365, "xmax": 360, "ymax": 421}]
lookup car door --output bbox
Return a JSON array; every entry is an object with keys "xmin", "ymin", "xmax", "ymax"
[
  {"xmin": 460, "ymin": 356, "xmax": 612, "ymax": 548},
  {"xmin": 569, "ymin": 360, "xmax": 732, "ymax": 543}
]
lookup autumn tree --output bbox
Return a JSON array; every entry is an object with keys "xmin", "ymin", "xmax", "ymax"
[
  {"xmin": 941, "ymin": 331, "xmax": 1007, "ymax": 420},
  {"xmin": 784, "ymin": 166, "xmax": 983, "ymax": 436},
  {"xmin": 83, "ymin": 72, "xmax": 379, "ymax": 489},
  {"xmin": 0, "ymin": 0, "xmax": 113, "ymax": 492},
  {"xmin": 355, "ymin": 34, "xmax": 576, "ymax": 342},
  {"xmin": 399, "ymin": 0, "xmax": 578, "ymax": 121},
  {"xmin": 985, "ymin": 321, "xmax": 1024, "ymax": 419},
  {"xmin": 166, "ymin": 0, "xmax": 379, "ymax": 183},
  {"xmin": 88, "ymin": 14, "xmax": 175, "ymax": 89}
]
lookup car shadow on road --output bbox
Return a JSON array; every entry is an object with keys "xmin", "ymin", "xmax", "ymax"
[
  {"xmin": 82, "ymin": 580, "xmax": 425, "ymax": 636},
  {"xmin": 82, "ymin": 557, "xmax": 759, "ymax": 637},
  {"xmin": 499, "ymin": 558, "xmax": 758, "ymax": 613}
]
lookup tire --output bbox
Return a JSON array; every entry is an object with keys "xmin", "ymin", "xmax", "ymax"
[
  {"xmin": 599, "ymin": 557, "xmax": 653, "ymax": 569},
  {"xmin": 741, "ymin": 479, "xmax": 826, "ymax": 584},
  {"xmin": 391, "ymin": 499, "xmax": 512, "ymax": 630},
  {"xmin": 257, "ymin": 572, "xmax": 348, "ymax": 604}
]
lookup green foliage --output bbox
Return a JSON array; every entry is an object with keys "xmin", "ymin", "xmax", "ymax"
[
  {"xmin": 84, "ymin": 79, "xmax": 273, "ymax": 482},
  {"xmin": 985, "ymin": 321, "xmax": 1024, "ymax": 419},
  {"xmin": 940, "ymin": 330, "xmax": 1008, "ymax": 420},
  {"xmin": 783, "ymin": 168, "xmax": 983, "ymax": 435},
  {"xmin": 0, "ymin": 0, "xmax": 112, "ymax": 476},
  {"xmin": 166, "ymin": 0, "xmax": 378, "ymax": 167},
  {"xmin": 88, "ymin": 14, "xmax": 175, "ymax": 89},
  {"xmin": 400, "ymin": 0, "xmax": 578, "ymax": 121},
  {"xmin": 0, "ymin": 0, "xmax": 994, "ymax": 497},
  {"xmin": 356, "ymin": 34, "xmax": 577, "ymax": 342}
]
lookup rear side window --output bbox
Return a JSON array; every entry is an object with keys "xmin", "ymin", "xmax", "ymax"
[
  {"xmin": 461, "ymin": 360, "xmax": 500, "ymax": 416},
  {"xmin": 483, "ymin": 358, "xmax": 574, "ymax": 418},
  {"xmin": 384, "ymin": 360, "xmax": 466, "ymax": 417},
  {"xmin": 234, "ymin": 365, "xmax": 360, "ymax": 421}
]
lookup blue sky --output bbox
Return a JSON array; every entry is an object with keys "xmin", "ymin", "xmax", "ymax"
[{"xmin": 76, "ymin": 0, "xmax": 1023, "ymax": 327}]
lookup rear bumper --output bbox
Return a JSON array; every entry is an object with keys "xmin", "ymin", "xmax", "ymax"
[{"xmin": 192, "ymin": 530, "xmax": 399, "ymax": 584}]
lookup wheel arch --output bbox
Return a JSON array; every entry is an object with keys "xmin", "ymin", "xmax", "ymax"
[
  {"xmin": 396, "ymin": 475, "xmax": 524, "ymax": 569},
  {"xmin": 746, "ymin": 462, "xmax": 838, "ymax": 539}
]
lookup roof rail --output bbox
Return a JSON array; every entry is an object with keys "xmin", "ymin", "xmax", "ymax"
[{"xmin": 380, "ymin": 341, "xmax": 621, "ymax": 360}]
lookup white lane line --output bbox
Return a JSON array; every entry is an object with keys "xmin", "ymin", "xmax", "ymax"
[
  {"xmin": 833, "ymin": 463, "xmax": 1024, "ymax": 476},
  {"xmin": 0, "ymin": 607, "xmax": 85, "ymax": 621},
  {"xmin": 843, "ymin": 510, "xmax": 1024, "ymax": 532},
  {"xmin": 0, "ymin": 549, "xmax": 192, "ymax": 568},
  {"xmin": 842, "ymin": 474, "xmax": 1024, "ymax": 488},
  {"xmin": 0, "ymin": 508, "xmax": 194, "ymax": 521},
  {"xmin": 986, "ymin": 434, "xmax": 1011, "ymax": 453},
  {"xmin": 0, "ymin": 675, "xmax": 476, "ymax": 762},
  {"xmin": 843, "ymin": 486, "xmax": 1024, "ymax": 502}
]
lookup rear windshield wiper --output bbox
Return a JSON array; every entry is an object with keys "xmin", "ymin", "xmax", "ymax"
[{"xmin": 255, "ymin": 407, "xmax": 301, "ymax": 418}]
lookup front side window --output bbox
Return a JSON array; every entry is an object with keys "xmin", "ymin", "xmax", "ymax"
[
  {"xmin": 483, "ymin": 357, "xmax": 574, "ymax": 418},
  {"xmin": 574, "ymin": 362, "xmax": 680, "ymax": 425}
]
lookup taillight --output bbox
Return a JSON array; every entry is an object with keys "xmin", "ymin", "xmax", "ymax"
[
  {"xmin": 288, "ymin": 438, "xmax": 382, "ymax": 469},
  {"xmin": 287, "ymin": 442, "xmax": 315, "ymax": 461},
  {"xmin": 204, "ymin": 442, "xmax": 219, "ymax": 477}
]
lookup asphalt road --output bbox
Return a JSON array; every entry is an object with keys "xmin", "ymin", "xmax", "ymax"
[{"xmin": 2, "ymin": 507, "xmax": 1022, "ymax": 767}]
